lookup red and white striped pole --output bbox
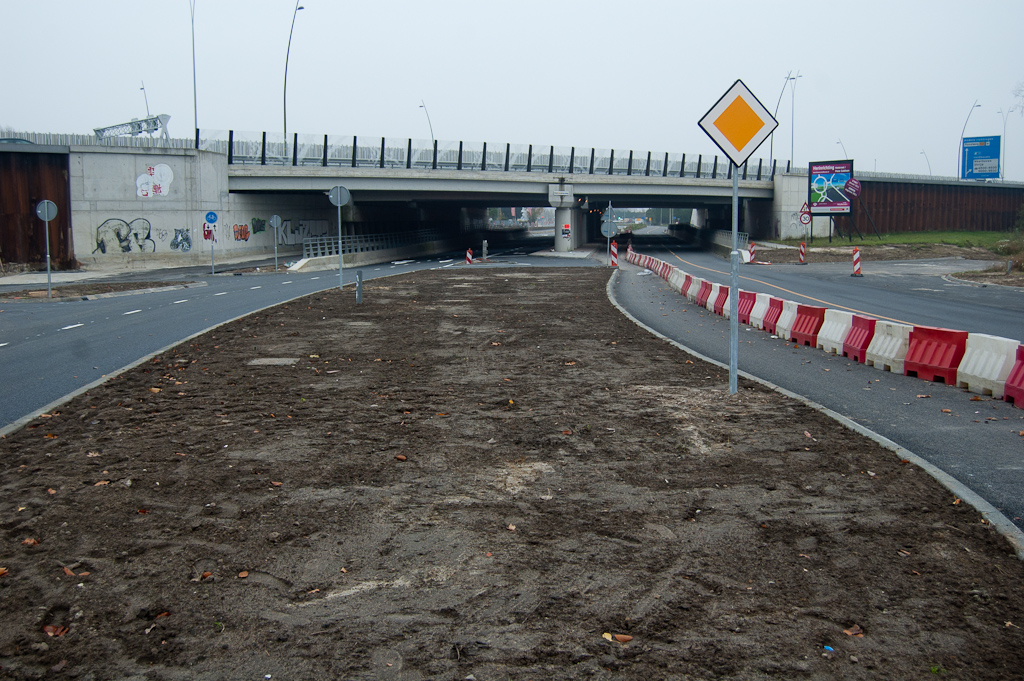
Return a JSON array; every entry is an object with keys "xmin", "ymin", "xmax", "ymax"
[
  {"xmin": 466, "ymin": 248, "xmax": 473, "ymax": 265},
  {"xmin": 798, "ymin": 241, "xmax": 806, "ymax": 265},
  {"xmin": 610, "ymin": 240, "xmax": 618, "ymax": 267},
  {"xmin": 851, "ymin": 247, "xmax": 863, "ymax": 277},
  {"xmin": 749, "ymin": 242, "xmax": 756, "ymax": 263}
]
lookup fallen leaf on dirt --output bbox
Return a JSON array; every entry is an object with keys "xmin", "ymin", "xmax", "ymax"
[
  {"xmin": 953, "ymin": 498, "xmax": 962, "ymax": 505},
  {"xmin": 843, "ymin": 624, "xmax": 864, "ymax": 637},
  {"xmin": 0, "ymin": 567, "xmax": 8, "ymax": 577},
  {"xmin": 340, "ymin": 567, "xmax": 347, "ymax": 573},
  {"xmin": 916, "ymin": 394, "xmax": 931, "ymax": 399},
  {"xmin": 804, "ymin": 431, "xmax": 812, "ymax": 438},
  {"xmin": 44, "ymin": 434, "xmax": 58, "ymax": 439},
  {"xmin": 507, "ymin": 524, "xmax": 516, "ymax": 531},
  {"xmin": 562, "ymin": 430, "xmax": 572, "ymax": 435},
  {"xmin": 437, "ymin": 413, "xmax": 449, "ymax": 416},
  {"xmin": 1007, "ymin": 621, "xmax": 1019, "ymax": 628},
  {"xmin": 86, "ymin": 451, "xmax": 101, "ymax": 457},
  {"xmin": 43, "ymin": 625, "xmax": 68, "ymax": 637},
  {"xmin": 201, "ymin": 571, "xmax": 212, "ymax": 580},
  {"xmin": 270, "ymin": 481, "xmax": 283, "ymax": 487},
  {"xmin": 307, "ymin": 588, "xmax": 320, "ymax": 594},
  {"xmin": 238, "ymin": 571, "xmax": 249, "ymax": 578},
  {"xmin": 970, "ymin": 396, "xmax": 983, "ymax": 401},
  {"xmin": 867, "ymin": 471, "xmax": 876, "ymax": 477},
  {"xmin": 486, "ymin": 553, "xmax": 492, "ymax": 557},
  {"xmin": 395, "ymin": 455, "xmax": 407, "ymax": 462},
  {"xmin": 94, "ymin": 480, "xmax": 110, "ymax": 486},
  {"xmin": 898, "ymin": 549, "xmax": 911, "ymax": 557},
  {"xmin": 155, "ymin": 612, "xmax": 170, "ymax": 620},
  {"xmin": 490, "ymin": 342, "xmax": 502, "ymax": 346},
  {"xmin": 565, "ymin": 361, "xmax": 576, "ymax": 365},
  {"xmin": 62, "ymin": 567, "xmax": 75, "ymax": 576},
  {"xmin": 137, "ymin": 509, "xmax": 150, "ymax": 514},
  {"xmin": 77, "ymin": 571, "xmax": 90, "ymax": 576},
  {"xmin": 614, "ymin": 634, "xmax": 634, "ymax": 643},
  {"xmin": 47, "ymin": 489, "xmax": 57, "ymax": 494},
  {"xmin": 149, "ymin": 387, "xmax": 162, "ymax": 393},
  {"xmin": 941, "ymin": 409, "xmax": 952, "ymax": 414},
  {"xmin": 799, "ymin": 554, "xmax": 811, "ymax": 559},
  {"xmin": 602, "ymin": 632, "xmax": 613, "ymax": 641},
  {"xmin": 22, "ymin": 538, "xmax": 39, "ymax": 545}
]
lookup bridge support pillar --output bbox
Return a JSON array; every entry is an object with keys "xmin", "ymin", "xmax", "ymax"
[{"xmin": 549, "ymin": 183, "xmax": 579, "ymax": 252}]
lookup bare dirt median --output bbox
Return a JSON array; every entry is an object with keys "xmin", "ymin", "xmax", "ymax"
[{"xmin": 1, "ymin": 268, "xmax": 1022, "ymax": 680}]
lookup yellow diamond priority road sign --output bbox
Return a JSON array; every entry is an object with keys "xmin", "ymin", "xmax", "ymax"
[{"xmin": 698, "ymin": 79, "xmax": 778, "ymax": 168}]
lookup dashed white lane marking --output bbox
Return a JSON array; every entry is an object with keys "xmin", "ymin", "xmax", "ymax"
[
  {"xmin": 172, "ymin": 299, "xmax": 188, "ymax": 304},
  {"xmin": 439, "ymin": 259, "xmax": 453, "ymax": 264},
  {"xmin": 250, "ymin": 286, "xmax": 262, "ymax": 290},
  {"xmin": 0, "ymin": 342, "xmax": 7, "ymax": 347},
  {"xmin": 214, "ymin": 292, "xmax": 228, "ymax": 296},
  {"xmin": 283, "ymin": 281, "xmax": 293, "ymax": 284},
  {"xmin": 61, "ymin": 323, "xmax": 84, "ymax": 330},
  {"xmin": 123, "ymin": 309, "xmax": 141, "ymax": 316}
]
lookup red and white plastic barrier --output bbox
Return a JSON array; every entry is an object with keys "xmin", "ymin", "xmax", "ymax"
[
  {"xmin": 956, "ymin": 334, "xmax": 1019, "ymax": 398},
  {"xmin": 466, "ymin": 248, "xmax": 473, "ymax": 265},
  {"xmin": 763, "ymin": 297, "xmax": 785, "ymax": 335},
  {"xmin": 843, "ymin": 315, "xmax": 877, "ymax": 364},
  {"xmin": 852, "ymin": 247, "xmax": 863, "ymax": 277},
  {"xmin": 737, "ymin": 291, "xmax": 757, "ymax": 325},
  {"xmin": 790, "ymin": 305, "xmax": 827, "ymax": 347},
  {"xmin": 904, "ymin": 326, "xmax": 968, "ymax": 385},
  {"xmin": 798, "ymin": 242, "xmax": 806, "ymax": 265},
  {"xmin": 817, "ymin": 309, "xmax": 854, "ymax": 355},
  {"xmin": 865, "ymin": 321, "xmax": 912, "ymax": 373},
  {"xmin": 749, "ymin": 293, "xmax": 771, "ymax": 330},
  {"xmin": 775, "ymin": 300, "xmax": 799, "ymax": 341},
  {"xmin": 1004, "ymin": 346, "xmax": 1024, "ymax": 407},
  {"xmin": 610, "ymin": 241, "xmax": 618, "ymax": 267},
  {"xmin": 713, "ymin": 286, "xmax": 730, "ymax": 318}
]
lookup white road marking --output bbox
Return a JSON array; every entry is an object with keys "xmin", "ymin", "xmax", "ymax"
[
  {"xmin": 123, "ymin": 309, "xmax": 141, "ymax": 315},
  {"xmin": 311, "ymin": 276, "xmax": 320, "ymax": 280},
  {"xmin": 283, "ymin": 281, "xmax": 293, "ymax": 284},
  {"xmin": 0, "ymin": 342, "xmax": 8, "ymax": 347},
  {"xmin": 214, "ymin": 292, "xmax": 228, "ymax": 296},
  {"xmin": 438, "ymin": 259, "xmax": 453, "ymax": 263},
  {"xmin": 61, "ymin": 323, "xmax": 84, "ymax": 330},
  {"xmin": 172, "ymin": 299, "xmax": 188, "ymax": 304},
  {"xmin": 250, "ymin": 286, "xmax": 262, "ymax": 290}
]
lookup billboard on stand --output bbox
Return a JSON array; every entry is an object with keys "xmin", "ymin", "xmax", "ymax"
[{"xmin": 808, "ymin": 160, "xmax": 854, "ymax": 214}]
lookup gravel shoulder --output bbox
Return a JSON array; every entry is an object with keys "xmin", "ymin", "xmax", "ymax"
[{"xmin": 1, "ymin": 268, "xmax": 1022, "ymax": 680}]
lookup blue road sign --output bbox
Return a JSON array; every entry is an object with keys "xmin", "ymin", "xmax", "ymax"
[
  {"xmin": 205, "ymin": 211, "xmax": 218, "ymax": 224},
  {"xmin": 961, "ymin": 136, "xmax": 1000, "ymax": 180}
]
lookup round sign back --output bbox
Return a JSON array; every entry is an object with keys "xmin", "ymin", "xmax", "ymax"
[
  {"xmin": 328, "ymin": 186, "xmax": 351, "ymax": 207},
  {"xmin": 35, "ymin": 200, "xmax": 58, "ymax": 222}
]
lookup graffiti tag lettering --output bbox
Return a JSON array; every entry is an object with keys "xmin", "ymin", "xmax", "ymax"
[
  {"xmin": 251, "ymin": 217, "xmax": 266, "ymax": 234},
  {"xmin": 170, "ymin": 228, "xmax": 192, "ymax": 252},
  {"xmin": 233, "ymin": 224, "xmax": 250, "ymax": 241},
  {"xmin": 136, "ymin": 164, "xmax": 174, "ymax": 198},
  {"xmin": 93, "ymin": 218, "xmax": 157, "ymax": 254}
]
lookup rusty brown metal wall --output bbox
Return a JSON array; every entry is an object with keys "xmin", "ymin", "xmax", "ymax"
[
  {"xmin": 835, "ymin": 179, "xmax": 1023, "ymax": 236},
  {"xmin": 0, "ymin": 151, "xmax": 73, "ymax": 267}
]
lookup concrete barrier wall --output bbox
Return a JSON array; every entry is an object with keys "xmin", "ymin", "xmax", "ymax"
[
  {"xmin": 818, "ymin": 309, "xmax": 854, "ymax": 355},
  {"xmin": 865, "ymin": 321, "xmax": 912, "ymax": 374},
  {"xmin": 957, "ymin": 334, "xmax": 1020, "ymax": 399}
]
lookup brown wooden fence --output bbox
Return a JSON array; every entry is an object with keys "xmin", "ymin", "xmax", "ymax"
[{"xmin": 0, "ymin": 149, "xmax": 74, "ymax": 268}]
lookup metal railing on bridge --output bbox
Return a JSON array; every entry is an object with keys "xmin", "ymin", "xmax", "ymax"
[{"xmin": 301, "ymin": 228, "xmax": 444, "ymax": 260}]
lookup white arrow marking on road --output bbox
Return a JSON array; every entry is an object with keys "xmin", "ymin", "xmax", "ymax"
[
  {"xmin": 61, "ymin": 323, "xmax": 84, "ymax": 330},
  {"xmin": 214, "ymin": 292, "xmax": 228, "ymax": 296}
]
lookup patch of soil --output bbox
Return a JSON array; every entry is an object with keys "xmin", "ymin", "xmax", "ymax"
[
  {"xmin": 758, "ymin": 242, "xmax": 1000, "ymax": 264},
  {"xmin": 949, "ymin": 268, "xmax": 1024, "ymax": 288},
  {"xmin": 0, "ymin": 282, "xmax": 197, "ymax": 300},
  {"xmin": 1, "ymin": 269, "xmax": 1022, "ymax": 680}
]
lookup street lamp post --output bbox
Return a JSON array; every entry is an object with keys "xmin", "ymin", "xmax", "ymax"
[
  {"xmin": 790, "ymin": 71, "xmax": 802, "ymax": 167},
  {"xmin": 997, "ymin": 107, "xmax": 1017, "ymax": 181},
  {"xmin": 768, "ymin": 71, "xmax": 792, "ymax": 165},
  {"xmin": 419, "ymin": 100, "xmax": 435, "ymax": 147},
  {"xmin": 921, "ymin": 150, "xmax": 932, "ymax": 176},
  {"xmin": 837, "ymin": 139, "xmax": 848, "ymax": 158},
  {"xmin": 958, "ymin": 100, "xmax": 980, "ymax": 180},
  {"xmin": 189, "ymin": 0, "xmax": 197, "ymax": 139},
  {"xmin": 283, "ymin": 1, "xmax": 305, "ymax": 162}
]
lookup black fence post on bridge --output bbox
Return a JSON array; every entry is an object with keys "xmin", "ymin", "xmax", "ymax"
[
  {"xmin": 727, "ymin": 163, "xmax": 732, "ymax": 180},
  {"xmin": 195, "ymin": 128, "xmax": 200, "ymax": 150},
  {"xmin": 352, "ymin": 136, "xmax": 358, "ymax": 168},
  {"xmin": 481, "ymin": 142, "xmax": 487, "ymax": 170},
  {"xmin": 645, "ymin": 151, "xmax": 651, "ymax": 177},
  {"xmin": 292, "ymin": 133, "xmax": 299, "ymax": 166},
  {"xmin": 680, "ymin": 153, "xmax": 686, "ymax": 177},
  {"xmin": 712, "ymin": 156, "xmax": 718, "ymax": 179},
  {"xmin": 663, "ymin": 152, "xmax": 669, "ymax": 177},
  {"xmin": 547, "ymin": 145, "xmax": 554, "ymax": 173},
  {"xmin": 457, "ymin": 141, "xmax": 463, "ymax": 170},
  {"xmin": 786, "ymin": 160, "xmax": 791, "ymax": 173},
  {"xmin": 323, "ymin": 135, "xmax": 328, "ymax": 167},
  {"xmin": 742, "ymin": 160, "xmax": 748, "ymax": 180},
  {"xmin": 608, "ymin": 150, "xmax": 614, "ymax": 175},
  {"xmin": 569, "ymin": 147, "xmax": 575, "ymax": 174},
  {"xmin": 260, "ymin": 132, "xmax": 266, "ymax": 165},
  {"xmin": 589, "ymin": 148, "xmax": 595, "ymax": 174},
  {"xmin": 526, "ymin": 145, "xmax": 533, "ymax": 172},
  {"xmin": 227, "ymin": 130, "xmax": 234, "ymax": 165},
  {"xmin": 432, "ymin": 140, "xmax": 438, "ymax": 170},
  {"xmin": 407, "ymin": 139, "xmax": 412, "ymax": 169},
  {"xmin": 627, "ymin": 150, "xmax": 633, "ymax": 176},
  {"xmin": 504, "ymin": 143, "xmax": 510, "ymax": 171},
  {"xmin": 771, "ymin": 159, "xmax": 777, "ymax": 180},
  {"xmin": 756, "ymin": 158, "xmax": 762, "ymax": 180},
  {"xmin": 695, "ymin": 154, "xmax": 702, "ymax": 178},
  {"xmin": 380, "ymin": 138, "xmax": 386, "ymax": 169}
]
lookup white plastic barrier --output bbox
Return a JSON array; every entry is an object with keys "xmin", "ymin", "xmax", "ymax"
[
  {"xmin": 957, "ymin": 333, "xmax": 1020, "ymax": 398},
  {"xmin": 705, "ymin": 283, "xmax": 721, "ymax": 312},
  {"xmin": 817, "ymin": 309, "xmax": 854, "ymax": 355},
  {"xmin": 749, "ymin": 292, "xmax": 771, "ymax": 330},
  {"xmin": 685, "ymin": 277, "xmax": 702, "ymax": 302},
  {"xmin": 667, "ymin": 268, "xmax": 687, "ymax": 294},
  {"xmin": 720, "ymin": 287, "xmax": 731, "ymax": 319},
  {"xmin": 775, "ymin": 300, "xmax": 799, "ymax": 341},
  {"xmin": 865, "ymin": 320, "xmax": 912, "ymax": 373}
]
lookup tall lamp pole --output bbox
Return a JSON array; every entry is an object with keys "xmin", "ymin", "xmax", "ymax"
[
  {"xmin": 790, "ymin": 70, "xmax": 802, "ymax": 168},
  {"xmin": 997, "ymin": 107, "xmax": 1017, "ymax": 181},
  {"xmin": 958, "ymin": 100, "xmax": 980, "ymax": 179},
  {"xmin": 189, "ymin": 0, "xmax": 197, "ymax": 140},
  {"xmin": 837, "ymin": 138, "xmax": 848, "ymax": 158},
  {"xmin": 768, "ymin": 71, "xmax": 793, "ymax": 166},
  {"xmin": 419, "ymin": 100, "xmax": 435, "ymax": 147},
  {"xmin": 920, "ymin": 150, "xmax": 932, "ymax": 176},
  {"xmin": 283, "ymin": 2, "xmax": 305, "ymax": 161}
]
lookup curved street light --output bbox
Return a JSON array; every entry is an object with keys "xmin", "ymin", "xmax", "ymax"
[
  {"xmin": 958, "ymin": 100, "xmax": 980, "ymax": 179},
  {"xmin": 189, "ymin": 0, "xmax": 198, "ymax": 138},
  {"xmin": 920, "ymin": 150, "xmax": 932, "ymax": 176},
  {"xmin": 790, "ymin": 71, "xmax": 802, "ymax": 167},
  {"xmin": 767, "ymin": 71, "xmax": 792, "ymax": 165},
  {"xmin": 997, "ymin": 106, "xmax": 1017, "ymax": 180},
  {"xmin": 283, "ymin": 2, "xmax": 305, "ymax": 161},
  {"xmin": 837, "ymin": 138, "xmax": 848, "ymax": 158},
  {"xmin": 419, "ymin": 100, "xmax": 435, "ymax": 148}
]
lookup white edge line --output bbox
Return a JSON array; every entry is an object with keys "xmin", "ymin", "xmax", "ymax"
[
  {"xmin": 123, "ymin": 309, "xmax": 141, "ymax": 315},
  {"xmin": 214, "ymin": 292, "xmax": 228, "ymax": 296},
  {"xmin": 172, "ymin": 299, "xmax": 188, "ymax": 304},
  {"xmin": 0, "ymin": 342, "xmax": 8, "ymax": 348},
  {"xmin": 61, "ymin": 323, "xmax": 84, "ymax": 330},
  {"xmin": 605, "ymin": 267, "xmax": 1024, "ymax": 560}
]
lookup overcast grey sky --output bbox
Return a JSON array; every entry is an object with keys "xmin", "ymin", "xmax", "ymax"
[{"xmin": 4, "ymin": 0, "xmax": 1023, "ymax": 181}]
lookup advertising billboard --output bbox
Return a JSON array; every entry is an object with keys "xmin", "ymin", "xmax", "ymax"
[
  {"xmin": 808, "ymin": 160, "xmax": 854, "ymax": 214},
  {"xmin": 961, "ymin": 136, "xmax": 1000, "ymax": 180}
]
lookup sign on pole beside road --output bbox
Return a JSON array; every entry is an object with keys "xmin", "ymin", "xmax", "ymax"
[
  {"xmin": 809, "ymin": 160, "xmax": 854, "ymax": 214},
  {"xmin": 698, "ymin": 79, "xmax": 778, "ymax": 168}
]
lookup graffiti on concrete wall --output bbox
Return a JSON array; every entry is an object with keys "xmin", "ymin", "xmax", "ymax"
[
  {"xmin": 232, "ymin": 224, "xmax": 250, "ymax": 241},
  {"xmin": 93, "ymin": 218, "xmax": 157, "ymax": 254},
  {"xmin": 136, "ymin": 164, "xmax": 174, "ymax": 198},
  {"xmin": 170, "ymin": 228, "xmax": 192, "ymax": 252},
  {"xmin": 280, "ymin": 219, "xmax": 328, "ymax": 245},
  {"xmin": 251, "ymin": 217, "xmax": 266, "ymax": 234}
]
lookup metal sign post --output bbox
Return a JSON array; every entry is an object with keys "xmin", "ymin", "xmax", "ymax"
[
  {"xmin": 35, "ymin": 200, "xmax": 58, "ymax": 299},
  {"xmin": 270, "ymin": 214, "xmax": 283, "ymax": 271},
  {"xmin": 206, "ymin": 211, "xmax": 218, "ymax": 274},
  {"xmin": 601, "ymin": 202, "xmax": 615, "ymax": 265},
  {"xmin": 328, "ymin": 186, "xmax": 352, "ymax": 291},
  {"xmin": 698, "ymin": 79, "xmax": 778, "ymax": 395}
]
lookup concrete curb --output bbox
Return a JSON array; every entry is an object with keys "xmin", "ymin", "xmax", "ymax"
[
  {"xmin": 606, "ymin": 266, "xmax": 1024, "ymax": 561},
  {"xmin": 0, "ymin": 282, "xmax": 208, "ymax": 304},
  {"xmin": 942, "ymin": 273, "xmax": 1024, "ymax": 291}
]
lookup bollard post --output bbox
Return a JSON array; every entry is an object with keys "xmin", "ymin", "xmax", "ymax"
[
  {"xmin": 356, "ymin": 270, "xmax": 363, "ymax": 304},
  {"xmin": 466, "ymin": 248, "xmax": 473, "ymax": 265},
  {"xmin": 749, "ymin": 241, "xmax": 756, "ymax": 263},
  {"xmin": 851, "ymin": 247, "xmax": 864, "ymax": 277},
  {"xmin": 482, "ymin": 239, "xmax": 488, "ymax": 261},
  {"xmin": 798, "ymin": 241, "xmax": 807, "ymax": 265}
]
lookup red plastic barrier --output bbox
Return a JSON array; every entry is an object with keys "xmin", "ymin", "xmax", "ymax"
[
  {"xmin": 791, "ymin": 305, "xmax": 827, "ymax": 347},
  {"xmin": 683, "ymin": 274, "xmax": 693, "ymax": 295},
  {"xmin": 738, "ymin": 290, "xmax": 756, "ymax": 325},
  {"xmin": 695, "ymin": 281, "xmax": 713, "ymax": 308},
  {"xmin": 660, "ymin": 262, "xmax": 670, "ymax": 279},
  {"xmin": 904, "ymin": 326, "xmax": 969, "ymax": 384},
  {"xmin": 713, "ymin": 287, "xmax": 729, "ymax": 316},
  {"xmin": 842, "ymin": 315, "xmax": 876, "ymax": 363},
  {"xmin": 1003, "ymin": 345, "xmax": 1024, "ymax": 408},
  {"xmin": 763, "ymin": 297, "xmax": 784, "ymax": 335}
]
